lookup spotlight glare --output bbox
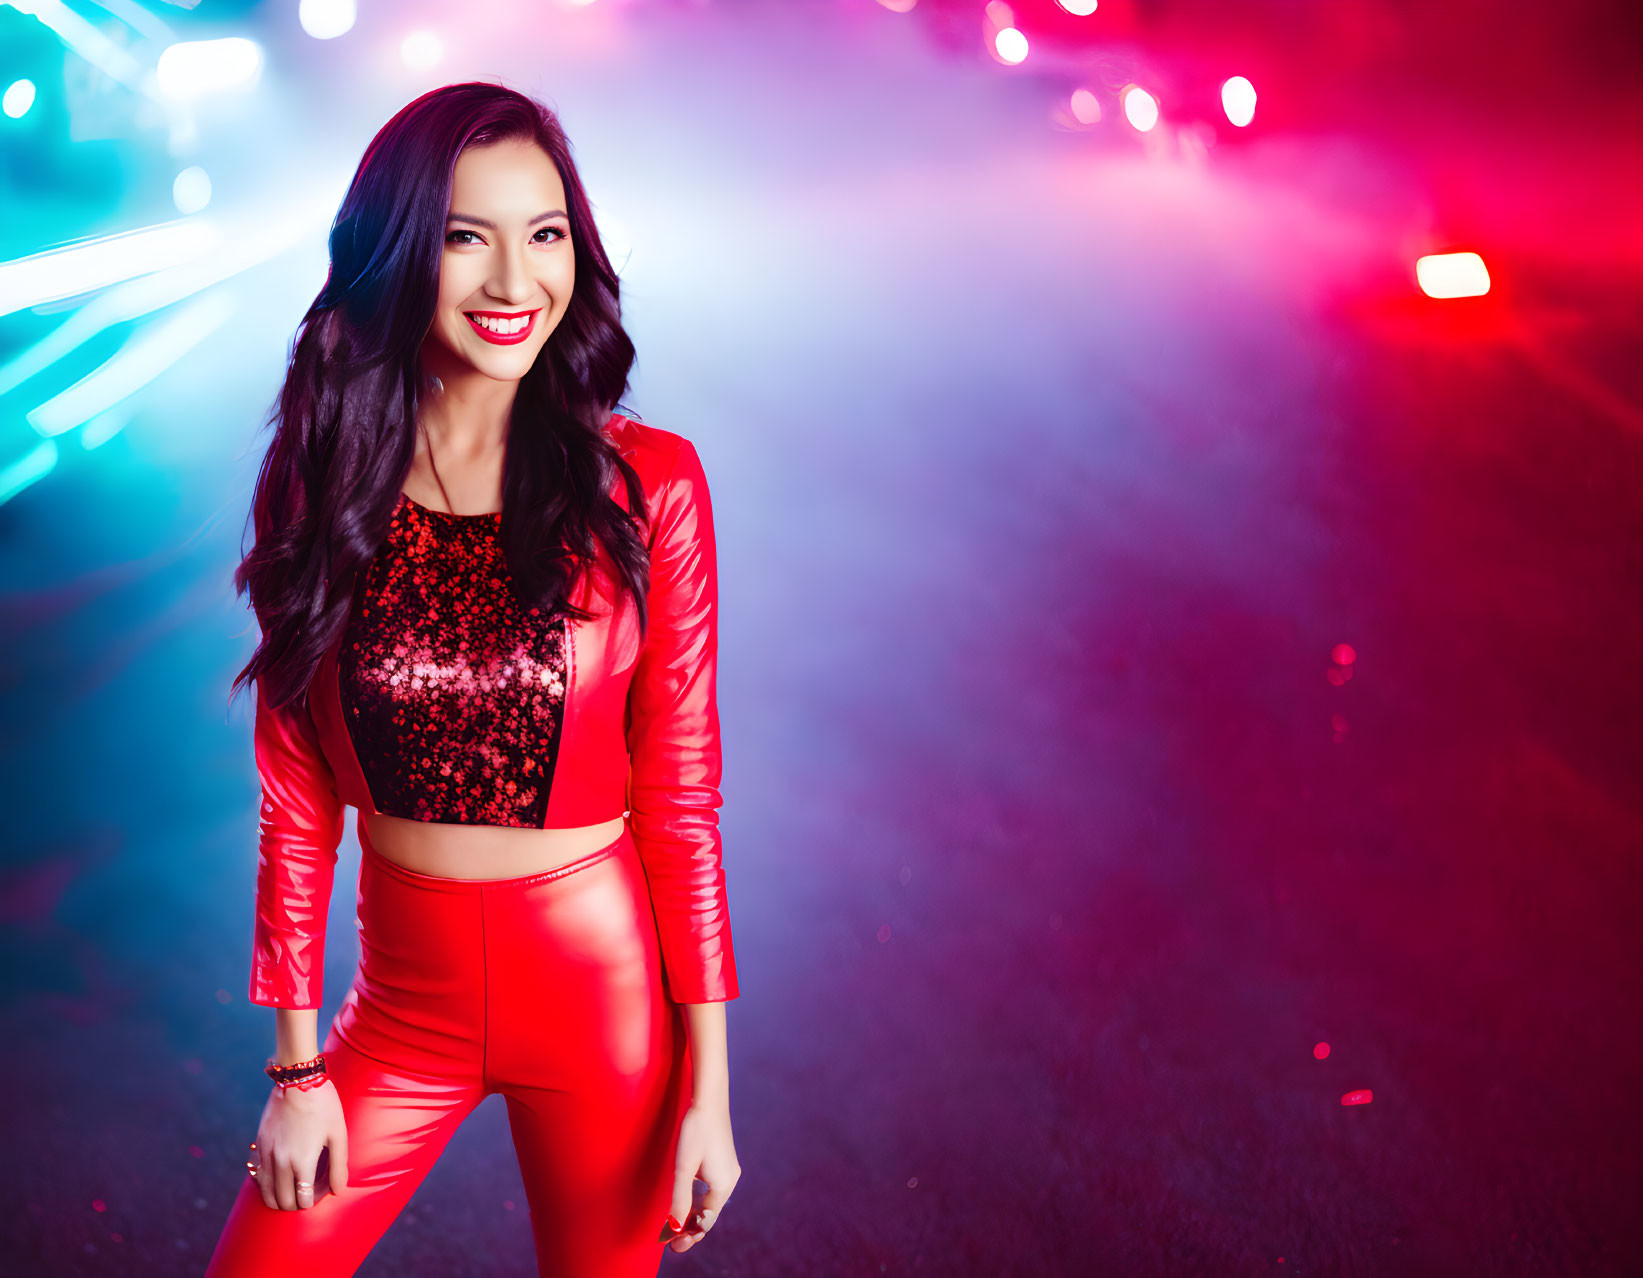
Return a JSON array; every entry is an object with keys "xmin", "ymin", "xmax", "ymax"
[
  {"xmin": 1222, "ymin": 75, "xmax": 1257, "ymax": 127},
  {"xmin": 1415, "ymin": 252, "xmax": 1491, "ymax": 299},
  {"xmin": 27, "ymin": 292, "xmax": 236, "ymax": 438},
  {"xmin": 155, "ymin": 38, "xmax": 264, "ymax": 100},
  {"xmin": 1057, "ymin": 0, "xmax": 1099, "ymax": 14},
  {"xmin": 299, "ymin": 0, "xmax": 357, "ymax": 41},
  {"xmin": 3, "ymin": 79, "xmax": 37, "ymax": 119},
  {"xmin": 1121, "ymin": 85, "xmax": 1159, "ymax": 132},
  {"xmin": 0, "ymin": 218, "xmax": 225, "ymax": 318}
]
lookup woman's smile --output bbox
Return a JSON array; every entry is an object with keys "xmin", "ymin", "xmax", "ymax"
[{"xmin": 464, "ymin": 308, "xmax": 539, "ymax": 344}]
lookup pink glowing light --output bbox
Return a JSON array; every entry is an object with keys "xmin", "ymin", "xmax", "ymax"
[
  {"xmin": 1341, "ymin": 1088, "xmax": 1374, "ymax": 1106},
  {"xmin": 1314, "ymin": 1041, "xmax": 1330, "ymax": 1059},
  {"xmin": 1332, "ymin": 643, "xmax": 1356, "ymax": 665}
]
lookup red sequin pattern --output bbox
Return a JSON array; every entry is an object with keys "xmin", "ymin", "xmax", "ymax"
[{"xmin": 338, "ymin": 493, "xmax": 569, "ymax": 826}]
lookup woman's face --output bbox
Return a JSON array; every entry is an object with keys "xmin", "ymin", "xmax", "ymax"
[{"xmin": 421, "ymin": 137, "xmax": 575, "ymax": 383}]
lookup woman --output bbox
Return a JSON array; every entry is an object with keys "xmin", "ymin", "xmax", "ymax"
[{"xmin": 205, "ymin": 82, "xmax": 740, "ymax": 1277}]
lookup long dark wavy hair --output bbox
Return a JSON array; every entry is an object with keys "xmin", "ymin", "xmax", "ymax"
[{"xmin": 232, "ymin": 81, "xmax": 651, "ymax": 713}]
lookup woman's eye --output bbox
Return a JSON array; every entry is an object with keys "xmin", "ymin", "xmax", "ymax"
[{"xmin": 445, "ymin": 228, "xmax": 565, "ymax": 245}]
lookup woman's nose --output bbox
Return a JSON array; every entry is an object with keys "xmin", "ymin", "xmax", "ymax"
[{"xmin": 488, "ymin": 248, "xmax": 534, "ymax": 303}]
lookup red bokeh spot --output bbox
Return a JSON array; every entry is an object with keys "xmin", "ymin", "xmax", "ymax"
[
  {"xmin": 190, "ymin": 1145, "xmax": 204, "ymax": 1158},
  {"xmin": 1314, "ymin": 1041, "xmax": 1330, "ymax": 1059},
  {"xmin": 1332, "ymin": 643, "xmax": 1356, "ymax": 666},
  {"xmin": 91, "ymin": 1199, "xmax": 106, "ymax": 1212},
  {"xmin": 1341, "ymin": 1088, "xmax": 1374, "ymax": 1106}
]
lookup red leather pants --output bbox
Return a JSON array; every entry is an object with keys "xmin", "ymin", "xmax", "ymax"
[{"xmin": 206, "ymin": 823, "xmax": 692, "ymax": 1277}]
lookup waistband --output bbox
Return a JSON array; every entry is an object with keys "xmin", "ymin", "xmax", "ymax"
[{"xmin": 358, "ymin": 820, "xmax": 631, "ymax": 895}]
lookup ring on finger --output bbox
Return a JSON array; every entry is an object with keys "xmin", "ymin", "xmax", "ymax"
[{"xmin": 295, "ymin": 1181, "xmax": 313, "ymax": 1191}]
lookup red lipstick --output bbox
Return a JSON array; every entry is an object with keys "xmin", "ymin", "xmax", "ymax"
[{"xmin": 463, "ymin": 308, "xmax": 539, "ymax": 346}]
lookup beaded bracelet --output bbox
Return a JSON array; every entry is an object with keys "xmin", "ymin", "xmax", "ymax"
[{"xmin": 265, "ymin": 1053, "xmax": 327, "ymax": 1087}]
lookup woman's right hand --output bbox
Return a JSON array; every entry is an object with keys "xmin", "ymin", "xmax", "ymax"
[{"xmin": 253, "ymin": 1081, "xmax": 350, "ymax": 1210}]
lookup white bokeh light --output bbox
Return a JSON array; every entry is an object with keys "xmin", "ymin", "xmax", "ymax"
[
  {"xmin": 3, "ymin": 79, "xmax": 37, "ymax": 119},
  {"xmin": 994, "ymin": 27, "xmax": 1028, "ymax": 64},
  {"xmin": 1221, "ymin": 76, "xmax": 1257, "ymax": 127},
  {"xmin": 155, "ymin": 39, "xmax": 264, "ymax": 100},
  {"xmin": 1121, "ymin": 85, "xmax": 1159, "ymax": 132},
  {"xmin": 173, "ymin": 166, "xmax": 212, "ymax": 215},
  {"xmin": 299, "ymin": 0, "xmax": 357, "ymax": 41}
]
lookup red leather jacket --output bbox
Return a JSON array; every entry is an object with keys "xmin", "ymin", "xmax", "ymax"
[{"xmin": 248, "ymin": 413, "xmax": 739, "ymax": 1008}]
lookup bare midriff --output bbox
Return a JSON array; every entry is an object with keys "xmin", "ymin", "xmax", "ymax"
[{"xmin": 363, "ymin": 811, "xmax": 628, "ymax": 880}]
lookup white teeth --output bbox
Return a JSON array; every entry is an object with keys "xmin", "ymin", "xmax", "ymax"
[{"xmin": 470, "ymin": 313, "xmax": 530, "ymax": 335}]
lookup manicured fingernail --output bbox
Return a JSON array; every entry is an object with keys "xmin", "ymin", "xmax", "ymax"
[{"xmin": 666, "ymin": 1214, "xmax": 683, "ymax": 1233}]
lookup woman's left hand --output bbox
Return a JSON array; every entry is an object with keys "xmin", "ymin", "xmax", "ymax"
[{"xmin": 663, "ymin": 1100, "xmax": 741, "ymax": 1253}]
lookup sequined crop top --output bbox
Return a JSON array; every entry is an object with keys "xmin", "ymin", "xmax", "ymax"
[
  {"xmin": 246, "ymin": 413, "xmax": 740, "ymax": 1008},
  {"xmin": 337, "ymin": 495, "xmax": 569, "ymax": 827}
]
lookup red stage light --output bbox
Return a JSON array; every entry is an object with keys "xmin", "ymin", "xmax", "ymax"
[{"xmin": 1416, "ymin": 252, "xmax": 1491, "ymax": 298}]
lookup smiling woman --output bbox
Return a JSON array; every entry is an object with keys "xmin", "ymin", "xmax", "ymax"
[
  {"xmin": 426, "ymin": 139, "xmax": 574, "ymax": 374},
  {"xmin": 206, "ymin": 82, "xmax": 741, "ymax": 1277}
]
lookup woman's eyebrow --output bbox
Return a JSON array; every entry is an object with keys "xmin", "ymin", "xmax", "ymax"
[{"xmin": 446, "ymin": 210, "xmax": 568, "ymax": 229}]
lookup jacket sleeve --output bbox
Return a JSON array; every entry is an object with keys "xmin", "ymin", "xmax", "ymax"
[
  {"xmin": 247, "ymin": 677, "xmax": 346, "ymax": 1010},
  {"xmin": 625, "ymin": 437, "xmax": 741, "ymax": 1004}
]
